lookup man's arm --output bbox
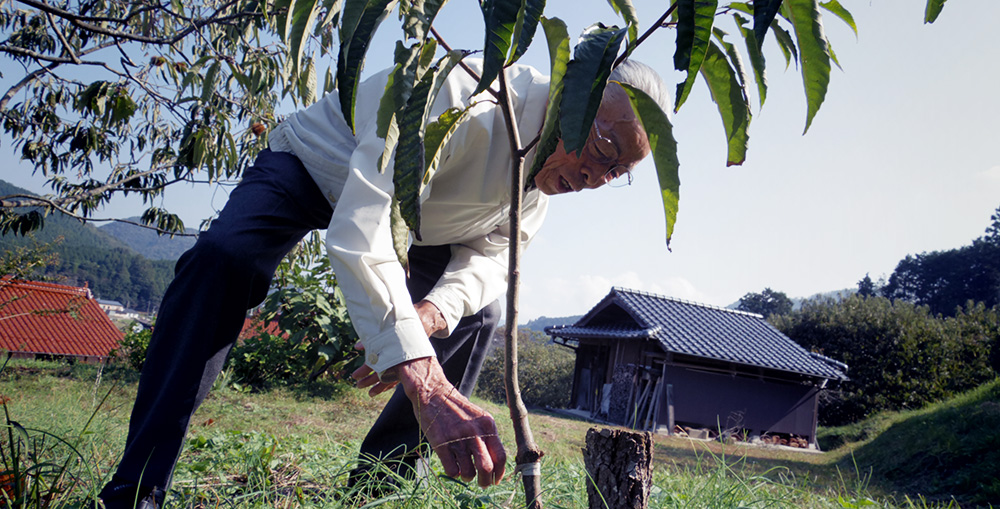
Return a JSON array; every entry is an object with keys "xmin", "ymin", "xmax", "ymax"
[{"xmin": 351, "ymin": 300, "xmax": 507, "ymax": 487}]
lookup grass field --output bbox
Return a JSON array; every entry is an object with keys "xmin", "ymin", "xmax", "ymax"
[{"xmin": 2, "ymin": 359, "xmax": 997, "ymax": 508}]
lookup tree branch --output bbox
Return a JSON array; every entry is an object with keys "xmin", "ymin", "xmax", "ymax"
[
  {"xmin": 430, "ymin": 26, "xmax": 500, "ymax": 101},
  {"xmin": 614, "ymin": 2, "xmax": 678, "ymax": 68}
]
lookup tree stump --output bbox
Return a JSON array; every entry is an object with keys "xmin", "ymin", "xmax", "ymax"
[{"xmin": 582, "ymin": 428, "xmax": 653, "ymax": 509}]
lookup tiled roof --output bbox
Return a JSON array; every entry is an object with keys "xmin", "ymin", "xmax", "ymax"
[
  {"xmin": 0, "ymin": 277, "xmax": 124, "ymax": 359},
  {"xmin": 546, "ymin": 287, "xmax": 847, "ymax": 380}
]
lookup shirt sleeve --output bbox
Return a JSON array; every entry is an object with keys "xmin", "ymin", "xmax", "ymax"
[
  {"xmin": 324, "ymin": 135, "xmax": 436, "ymax": 377},
  {"xmin": 422, "ymin": 190, "xmax": 549, "ymax": 336}
]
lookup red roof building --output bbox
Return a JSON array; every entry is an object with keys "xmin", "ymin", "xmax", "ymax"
[{"xmin": 0, "ymin": 277, "xmax": 124, "ymax": 362}]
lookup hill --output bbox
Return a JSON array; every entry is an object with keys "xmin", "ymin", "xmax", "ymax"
[
  {"xmin": 820, "ymin": 378, "xmax": 1000, "ymax": 506},
  {"xmin": 521, "ymin": 315, "xmax": 582, "ymax": 333},
  {"xmin": 99, "ymin": 218, "xmax": 197, "ymax": 261},
  {"xmin": 1, "ymin": 180, "xmax": 174, "ymax": 310}
]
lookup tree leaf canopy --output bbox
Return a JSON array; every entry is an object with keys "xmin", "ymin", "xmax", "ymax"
[
  {"xmin": 673, "ymin": 0, "xmax": 718, "ymax": 112},
  {"xmin": 559, "ymin": 24, "xmax": 626, "ymax": 155},
  {"xmin": 526, "ymin": 16, "xmax": 570, "ymax": 188},
  {"xmin": 783, "ymin": 0, "xmax": 831, "ymax": 134},
  {"xmin": 699, "ymin": 39, "xmax": 750, "ymax": 166}
]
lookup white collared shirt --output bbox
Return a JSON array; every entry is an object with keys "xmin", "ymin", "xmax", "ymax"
[{"xmin": 269, "ymin": 61, "xmax": 550, "ymax": 375}]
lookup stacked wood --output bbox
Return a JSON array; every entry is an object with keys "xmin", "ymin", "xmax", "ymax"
[
  {"xmin": 608, "ymin": 364, "xmax": 637, "ymax": 425},
  {"xmin": 760, "ymin": 433, "xmax": 810, "ymax": 448},
  {"xmin": 582, "ymin": 428, "xmax": 653, "ymax": 509}
]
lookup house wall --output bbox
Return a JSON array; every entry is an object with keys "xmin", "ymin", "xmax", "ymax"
[{"xmin": 660, "ymin": 366, "xmax": 819, "ymax": 440}]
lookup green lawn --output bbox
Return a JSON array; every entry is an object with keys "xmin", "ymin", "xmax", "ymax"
[{"xmin": 3, "ymin": 359, "xmax": 996, "ymax": 508}]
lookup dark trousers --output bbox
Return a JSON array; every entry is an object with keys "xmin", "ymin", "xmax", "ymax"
[{"xmin": 112, "ymin": 149, "xmax": 498, "ymax": 490}]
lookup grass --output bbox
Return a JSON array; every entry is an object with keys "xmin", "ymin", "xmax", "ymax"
[{"xmin": 2, "ymin": 358, "xmax": 997, "ymax": 508}]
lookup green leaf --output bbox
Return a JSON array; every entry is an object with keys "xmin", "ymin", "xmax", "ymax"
[
  {"xmin": 526, "ymin": 16, "xmax": 570, "ymax": 188},
  {"xmin": 274, "ymin": 0, "xmax": 294, "ymax": 39},
  {"xmin": 401, "ymin": 0, "xmax": 449, "ymax": 40},
  {"xmin": 673, "ymin": 0, "xmax": 718, "ymax": 112},
  {"xmin": 298, "ymin": 57, "xmax": 317, "ymax": 104},
  {"xmin": 476, "ymin": 0, "xmax": 520, "ymax": 95},
  {"xmin": 287, "ymin": 0, "xmax": 322, "ymax": 76},
  {"xmin": 784, "ymin": 0, "xmax": 831, "ymax": 134},
  {"xmin": 617, "ymin": 83, "xmax": 680, "ymax": 248},
  {"xmin": 317, "ymin": 0, "xmax": 343, "ymax": 31},
  {"xmin": 337, "ymin": 0, "xmax": 399, "ymax": 132},
  {"xmin": 770, "ymin": 20, "xmax": 797, "ymax": 69},
  {"xmin": 753, "ymin": 0, "xmax": 782, "ymax": 48},
  {"xmin": 606, "ymin": 0, "xmax": 639, "ymax": 43},
  {"xmin": 699, "ymin": 40, "xmax": 750, "ymax": 166},
  {"xmin": 376, "ymin": 42, "xmax": 422, "ymax": 171},
  {"xmin": 560, "ymin": 24, "xmax": 627, "ymax": 155},
  {"xmin": 734, "ymin": 14, "xmax": 767, "ymax": 107},
  {"xmin": 925, "ymin": 0, "xmax": 947, "ymax": 23},
  {"xmin": 393, "ymin": 50, "xmax": 467, "ymax": 239},
  {"xmin": 423, "ymin": 106, "xmax": 471, "ymax": 186},
  {"xmin": 508, "ymin": 0, "xmax": 545, "ymax": 65},
  {"xmin": 820, "ymin": 0, "xmax": 856, "ymax": 37},
  {"xmin": 390, "ymin": 195, "xmax": 410, "ymax": 275}
]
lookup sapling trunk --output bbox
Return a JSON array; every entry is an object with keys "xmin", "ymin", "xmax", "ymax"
[{"xmin": 497, "ymin": 68, "xmax": 544, "ymax": 509}]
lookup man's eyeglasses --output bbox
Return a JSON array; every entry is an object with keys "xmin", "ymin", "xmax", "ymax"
[{"xmin": 588, "ymin": 123, "xmax": 633, "ymax": 188}]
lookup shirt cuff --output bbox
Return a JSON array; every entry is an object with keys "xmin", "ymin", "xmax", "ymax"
[
  {"xmin": 422, "ymin": 289, "xmax": 464, "ymax": 338},
  {"xmin": 363, "ymin": 317, "xmax": 437, "ymax": 379}
]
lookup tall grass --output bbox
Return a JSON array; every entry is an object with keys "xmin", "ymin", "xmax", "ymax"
[{"xmin": 2, "ymin": 359, "xmax": 991, "ymax": 508}]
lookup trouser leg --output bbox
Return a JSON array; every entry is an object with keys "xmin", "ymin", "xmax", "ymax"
[
  {"xmin": 354, "ymin": 245, "xmax": 500, "ymax": 475},
  {"xmin": 110, "ymin": 150, "xmax": 333, "ymax": 490}
]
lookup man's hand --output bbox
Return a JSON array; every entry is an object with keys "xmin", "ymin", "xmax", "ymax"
[{"xmin": 396, "ymin": 357, "xmax": 506, "ymax": 487}]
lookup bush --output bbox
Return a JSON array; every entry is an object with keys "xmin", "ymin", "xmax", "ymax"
[
  {"xmin": 770, "ymin": 295, "xmax": 998, "ymax": 425},
  {"xmin": 113, "ymin": 322, "xmax": 152, "ymax": 371},
  {"xmin": 225, "ymin": 330, "xmax": 318, "ymax": 391},
  {"xmin": 475, "ymin": 328, "xmax": 575, "ymax": 409}
]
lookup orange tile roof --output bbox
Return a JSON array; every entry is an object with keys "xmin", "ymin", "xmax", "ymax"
[
  {"xmin": 239, "ymin": 316, "xmax": 284, "ymax": 340},
  {"xmin": 0, "ymin": 277, "xmax": 123, "ymax": 359}
]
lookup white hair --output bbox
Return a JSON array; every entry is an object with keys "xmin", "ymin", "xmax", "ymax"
[{"xmin": 608, "ymin": 60, "xmax": 672, "ymax": 119}]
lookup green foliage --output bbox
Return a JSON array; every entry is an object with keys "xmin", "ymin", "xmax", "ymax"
[
  {"xmin": 737, "ymin": 287, "xmax": 793, "ymax": 317},
  {"xmin": 114, "ymin": 323, "xmax": 153, "ymax": 372},
  {"xmin": 673, "ymin": 0, "xmax": 719, "ymax": 112},
  {"xmin": 475, "ymin": 328, "xmax": 574, "ymax": 409},
  {"xmin": 771, "ymin": 295, "xmax": 999, "ymax": 425},
  {"xmin": 881, "ymin": 206, "xmax": 1000, "ymax": 316},
  {"xmin": 236, "ymin": 232, "xmax": 360, "ymax": 389}
]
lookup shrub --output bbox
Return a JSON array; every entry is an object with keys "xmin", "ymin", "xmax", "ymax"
[
  {"xmin": 113, "ymin": 322, "xmax": 152, "ymax": 371},
  {"xmin": 475, "ymin": 328, "xmax": 575, "ymax": 409}
]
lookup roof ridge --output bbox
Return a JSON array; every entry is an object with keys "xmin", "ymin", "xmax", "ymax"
[
  {"xmin": 610, "ymin": 286, "xmax": 764, "ymax": 319},
  {"xmin": 1, "ymin": 278, "xmax": 91, "ymax": 297}
]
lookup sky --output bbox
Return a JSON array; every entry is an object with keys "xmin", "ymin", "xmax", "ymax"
[{"xmin": 3, "ymin": 1, "xmax": 999, "ymax": 322}]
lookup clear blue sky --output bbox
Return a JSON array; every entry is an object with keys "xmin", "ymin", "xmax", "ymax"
[{"xmin": 3, "ymin": 1, "xmax": 998, "ymax": 321}]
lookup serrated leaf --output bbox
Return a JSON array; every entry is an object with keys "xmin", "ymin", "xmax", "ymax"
[
  {"xmin": 376, "ymin": 41, "xmax": 425, "ymax": 171},
  {"xmin": 925, "ymin": 0, "xmax": 947, "ymax": 23},
  {"xmin": 560, "ymin": 24, "xmax": 626, "ymax": 155},
  {"xmin": 606, "ymin": 0, "xmax": 639, "ymax": 43},
  {"xmin": 753, "ymin": 0, "xmax": 782, "ymax": 48},
  {"xmin": 476, "ymin": 0, "xmax": 520, "ymax": 96},
  {"xmin": 770, "ymin": 20, "xmax": 797, "ymax": 69},
  {"xmin": 508, "ymin": 0, "xmax": 545, "ymax": 65},
  {"xmin": 287, "ymin": 0, "xmax": 321, "ymax": 76},
  {"xmin": 734, "ymin": 14, "xmax": 767, "ymax": 107},
  {"xmin": 820, "ymin": 0, "xmax": 856, "ymax": 37},
  {"xmin": 526, "ymin": 16, "xmax": 569, "ymax": 187},
  {"xmin": 673, "ymin": 0, "xmax": 718, "ymax": 112},
  {"xmin": 337, "ymin": 0, "xmax": 399, "ymax": 132},
  {"xmin": 618, "ymin": 83, "xmax": 680, "ymax": 248},
  {"xmin": 699, "ymin": 40, "xmax": 750, "ymax": 166},
  {"xmin": 784, "ymin": 0, "xmax": 830, "ymax": 134}
]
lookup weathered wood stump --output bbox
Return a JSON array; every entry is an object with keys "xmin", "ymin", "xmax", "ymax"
[{"xmin": 582, "ymin": 427, "xmax": 653, "ymax": 509}]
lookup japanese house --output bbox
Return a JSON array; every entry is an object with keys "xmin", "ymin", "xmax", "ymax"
[{"xmin": 545, "ymin": 287, "xmax": 847, "ymax": 447}]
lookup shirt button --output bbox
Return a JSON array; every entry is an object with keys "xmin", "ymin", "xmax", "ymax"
[{"xmin": 367, "ymin": 352, "xmax": 379, "ymax": 365}]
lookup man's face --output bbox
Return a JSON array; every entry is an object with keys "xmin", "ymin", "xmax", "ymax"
[{"xmin": 533, "ymin": 84, "xmax": 651, "ymax": 195}]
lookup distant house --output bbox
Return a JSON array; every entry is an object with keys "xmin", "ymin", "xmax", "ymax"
[
  {"xmin": 0, "ymin": 277, "xmax": 124, "ymax": 362},
  {"xmin": 545, "ymin": 287, "xmax": 848, "ymax": 448}
]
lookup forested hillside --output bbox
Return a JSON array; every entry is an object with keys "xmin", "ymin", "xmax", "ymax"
[
  {"xmin": 99, "ymin": 219, "xmax": 196, "ymax": 260},
  {"xmin": 0, "ymin": 180, "xmax": 174, "ymax": 310}
]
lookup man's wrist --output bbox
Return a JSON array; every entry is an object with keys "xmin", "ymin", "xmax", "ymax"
[{"xmin": 415, "ymin": 300, "xmax": 448, "ymax": 337}]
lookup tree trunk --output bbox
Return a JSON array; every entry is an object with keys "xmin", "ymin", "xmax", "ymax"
[{"xmin": 582, "ymin": 428, "xmax": 653, "ymax": 509}]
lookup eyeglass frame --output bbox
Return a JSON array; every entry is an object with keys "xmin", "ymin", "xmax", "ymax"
[{"xmin": 588, "ymin": 122, "xmax": 634, "ymax": 188}]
